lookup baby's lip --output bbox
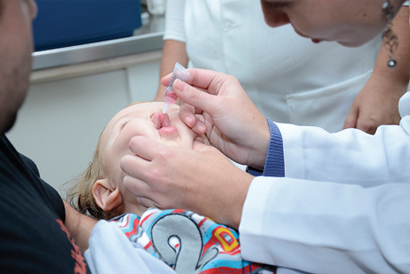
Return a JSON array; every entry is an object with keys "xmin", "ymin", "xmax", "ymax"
[{"xmin": 151, "ymin": 112, "xmax": 171, "ymax": 130}]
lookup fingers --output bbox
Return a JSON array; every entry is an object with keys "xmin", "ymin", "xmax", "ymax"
[
  {"xmin": 121, "ymin": 136, "xmax": 172, "ymax": 183},
  {"xmin": 136, "ymin": 197, "xmax": 158, "ymax": 209},
  {"xmin": 160, "ymin": 72, "xmax": 173, "ymax": 87},
  {"xmin": 123, "ymin": 175, "xmax": 160, "ymax": 209},
  {"xmin": 127, "ymin": 136, "xmax": 162, "ymax": 160},
  {"xmin": 162, "ymin": 68, "xmax": 227, "ymax": 91},
  {"xmin": 174, "ymin": 79, "xmax": 212, "ymax": 134},
  {"xmin": 356, "ymin": 117, "xmax": 378, "ymax": 135},
  {"xmin": 161, "ymin": 68, "xmax": 225, "ymax": 93},
  {"xmin": 343, "ymin": 108, "xmax": 359, "ymax": 130},
  {"xmin": 173, "ymin": 78, "xmax": 214, "ymax": 109},
  {"xmin": 179, "ymin": 102, "xmax": 198, "ymax": 128},
  {"xmin": 120, "ymin": 136, "xmax": 161, "ymax": 191},
  {"xmin": 120, "ymin": 154, "xmax": 148, "ymax": 179},
  {"xmin": 123, "ymin": 175, "xmax": 150, "ymax": 197},
  {"xmin": 179, "ymin": 105, "xmax": 207, "ymax": 134}
]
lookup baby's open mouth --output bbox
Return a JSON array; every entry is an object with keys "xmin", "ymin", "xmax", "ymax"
[{"xmin": 151, "ymin": 112, "xmax": 171, "ymax": 130}]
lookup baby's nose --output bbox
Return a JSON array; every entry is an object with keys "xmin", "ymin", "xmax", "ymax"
[{"xmin": 151, "ymin": 112, "xmax": 171, "ymax": 130}]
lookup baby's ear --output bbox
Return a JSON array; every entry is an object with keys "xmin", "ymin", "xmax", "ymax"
[{"xmin": 92, "ymin": 179, "xmax": 123, "ymax": 211}]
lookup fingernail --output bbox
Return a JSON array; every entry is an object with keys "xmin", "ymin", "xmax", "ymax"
[{"xmin": 185, "ymin": 116, "xmax": 194, "ymax": 127}]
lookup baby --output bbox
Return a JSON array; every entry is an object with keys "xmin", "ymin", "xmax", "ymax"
[{"xmin": 67, "ymin": 102, "xmax": 275, "ymax": 273}]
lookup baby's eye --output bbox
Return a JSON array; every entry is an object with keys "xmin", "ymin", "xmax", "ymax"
[
  {"xmin": 119, "ymin": 118, "xmax": 132, "ymax": 130},
  {"xmin": 119, "ymin": 121, "xmax": 128, "ymax": 130}
]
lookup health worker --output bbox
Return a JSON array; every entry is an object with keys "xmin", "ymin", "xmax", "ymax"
[{"xmin": 121, "ymin": 1, "xmax": 410, "ymax": 273}]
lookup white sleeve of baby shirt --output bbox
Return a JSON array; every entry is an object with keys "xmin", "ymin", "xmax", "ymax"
[{"xmin": 84, "ymin": 220, "xmax": 176, "ymax": 274}]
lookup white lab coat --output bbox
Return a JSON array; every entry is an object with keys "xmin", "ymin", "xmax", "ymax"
[
  {"xmin": 165, "ymin": 0, "xmax": 382, "ymax": 132},
  {"xmin": 239, "ymin": 93, "xmax": 410, "ymax": 273}
]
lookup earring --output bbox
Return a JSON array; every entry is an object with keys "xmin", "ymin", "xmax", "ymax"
[{"xmin": 382, "ymin": 0, "xmax": 398, "ymax": 69}]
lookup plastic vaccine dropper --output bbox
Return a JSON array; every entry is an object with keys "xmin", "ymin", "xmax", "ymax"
[{"xmin": 162, "ymin": 63, "xmax": 190, "ymax": 113}]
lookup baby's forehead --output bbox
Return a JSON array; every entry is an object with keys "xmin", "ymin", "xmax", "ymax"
[{"xmin": 102, "ymin": 102, "xmax": 180, "ymax": 139}]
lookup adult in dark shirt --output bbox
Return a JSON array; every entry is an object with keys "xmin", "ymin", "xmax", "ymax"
[
  {"xmin": 0, "ymin": 1, "xmax": 95, "ymax": 272},
  {"xmin": 0, "ymin": 138, "xmax": 89, "ymax": 273}
]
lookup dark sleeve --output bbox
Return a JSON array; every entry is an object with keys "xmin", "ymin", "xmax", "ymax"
[
  {"xmin": 19, "ymin": 153, "xmax": 66, "ymax": 222},
  {"xmin": 40, "ymin": 177, "xmax": 66, "ymax": 222}
]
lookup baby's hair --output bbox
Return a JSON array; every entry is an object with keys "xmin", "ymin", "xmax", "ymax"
[
  {"xmin": 66, "ymin": 101, "xmax": 148, "ymax": 220},
  {"xmin": 66, "ymin": 134, "xmax": 115, "ymax": 220}
]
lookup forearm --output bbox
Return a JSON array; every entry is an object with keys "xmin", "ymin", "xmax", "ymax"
[
  {"xmin": 154, "ymin": 39, "xmax": 189, "ymax": 101},
  {"xmin": 342, "ymin": 8, "xmax": 409, "ymax": 134},
  {"xmin": 63, "ymin": 201, "xmax": 97, "ymax": 252}
]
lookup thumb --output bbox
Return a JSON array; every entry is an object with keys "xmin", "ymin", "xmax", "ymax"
[{"xmin": 128, "ymin": 136, "xmax": 166, "ymax": 160}]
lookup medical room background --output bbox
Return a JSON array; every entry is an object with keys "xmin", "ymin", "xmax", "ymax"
[{"xmin": 6, "ymin": 0, "xmax": 163, "ymax": 197}]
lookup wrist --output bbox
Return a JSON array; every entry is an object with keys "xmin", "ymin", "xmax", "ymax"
[
  {"xmin": 226, "ymin": 171, "xmax": 254, "ymax": 230},
  {"xmin": 248, "ymin": 117, "xmax": 270, "ymax": 170}
]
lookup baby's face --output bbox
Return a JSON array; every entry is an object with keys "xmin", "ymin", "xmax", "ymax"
[{"xmin": 99, "ymin": 102, "xmax": 209, "ymax": 212}]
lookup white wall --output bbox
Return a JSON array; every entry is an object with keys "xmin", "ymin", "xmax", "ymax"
[{"xmin": 6, "ymin": 58, "xmax": 160, "ymax": 197}]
